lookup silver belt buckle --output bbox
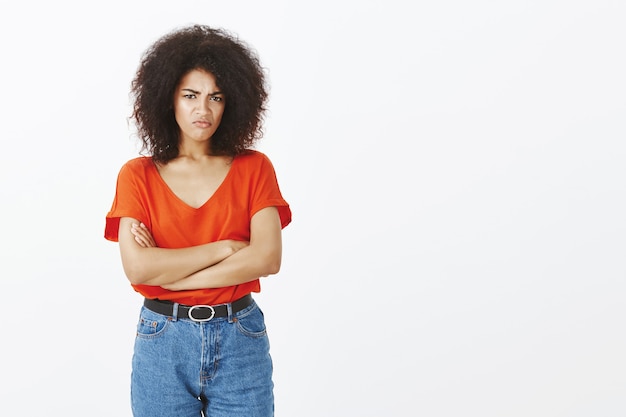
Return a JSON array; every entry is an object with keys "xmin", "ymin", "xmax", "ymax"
[{"xmin": 187, "ymin": 304, "xmax": 215, "ymax": 322}]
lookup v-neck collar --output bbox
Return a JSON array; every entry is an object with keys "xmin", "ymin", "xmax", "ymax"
[{"xmin": 149, "ymin": 156, "xmax": 236, "ymax": 210}]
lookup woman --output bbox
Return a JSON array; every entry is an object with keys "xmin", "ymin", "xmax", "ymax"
[{"xmin": 105, "ymin": 25, "xmax": 291, "ymax": 417}]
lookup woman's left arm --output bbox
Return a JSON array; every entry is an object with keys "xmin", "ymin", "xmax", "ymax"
[{"xmin": 162, "ymin": 206, "xmax": 283, "ymax": 290}]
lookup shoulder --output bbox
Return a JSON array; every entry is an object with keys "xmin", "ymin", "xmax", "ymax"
[
  {"xmin": 119, "ymin": 156, "xmax": 154, "ymax": 174},
  {"xmin": 122, "ymin": 156, "xmax": 153, "ymax": 169},
  {"xmin": 235, "ymin": 149, "xmax": 273, "ymax": 168},
  {"xmin": 116, "ymin": 156, "xmax": 155, "ymax": 183},
  {"xmin": 236, "ymin": 149, "xmax": 268, "ymax": 161}
]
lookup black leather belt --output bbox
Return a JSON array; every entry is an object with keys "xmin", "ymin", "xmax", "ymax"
[{"xmin": 144, "ymin": 294, "xmax": 253, "ymax": 322}]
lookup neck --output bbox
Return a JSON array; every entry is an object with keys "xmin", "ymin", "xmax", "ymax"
[{"xmin": 177, "ymin": 139, "xmax": 212, "ymax": 160}]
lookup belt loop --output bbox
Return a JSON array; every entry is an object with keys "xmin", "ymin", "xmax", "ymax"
[
  {"xmin": 227, "ymin": 302, "xmax": 234, "ymax": 323},
  {"xmin": 172, "ymin": 303, "xmax": 179, "ymax": 322}
]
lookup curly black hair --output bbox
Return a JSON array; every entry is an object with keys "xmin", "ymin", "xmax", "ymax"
[{"xmin": 130, "ymin": 25, "xmax": 268, "ymax": 163}]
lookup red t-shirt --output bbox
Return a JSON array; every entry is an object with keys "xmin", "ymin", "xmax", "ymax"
[{"xmin": 105, "ymin": 150, "xmax": 291, "ymax": 305}]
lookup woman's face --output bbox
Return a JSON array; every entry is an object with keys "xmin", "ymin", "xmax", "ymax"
[{"xmin": 173, "ymin": 69, "xmax": 225, "ymax": 145}]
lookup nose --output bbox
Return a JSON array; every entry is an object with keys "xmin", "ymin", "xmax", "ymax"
[{"xmin": 196, "ymin": 99, "xmax": 212, "ymax": 116}]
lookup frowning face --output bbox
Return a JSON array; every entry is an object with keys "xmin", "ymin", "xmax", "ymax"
[{"xmin": 173, "ymin": 69, "xmax": 226, "ymax": 146}]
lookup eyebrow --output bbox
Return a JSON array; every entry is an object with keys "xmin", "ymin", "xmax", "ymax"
[{"xmin": 181, "ymin": 88, "xmax": 223, "ymax": 96}]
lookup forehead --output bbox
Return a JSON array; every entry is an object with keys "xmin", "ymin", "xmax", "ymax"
[{"xmin": 178, "ymin": 69, "xmax": 219, "ymax": 90}]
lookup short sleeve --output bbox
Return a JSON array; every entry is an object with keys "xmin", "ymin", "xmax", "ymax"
[
  {"xmin": 250, "ymin": 154, "xmax": 292, "ymax": 229},
  {"xmin": 104, "ymin": 161, "xmax": 150, "ymax": 241}
]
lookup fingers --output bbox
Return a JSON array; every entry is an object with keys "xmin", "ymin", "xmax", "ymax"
[{"xmin": 131, "ymin": 222, "xmax": 157, "ymax": 248}]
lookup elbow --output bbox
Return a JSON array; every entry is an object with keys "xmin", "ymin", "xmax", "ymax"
[
  {"xmin": 123, "ymin": 261, "xmax": 151, "ymax": 285},
  {"xmin": 262, "ymin": 252, "xmax": 282, "ymax": 276},
  {"xmin": 252, "ymin": 246, "xmax": 282, "ymax": 278},
  {"xmin": 121, "ymin": 250, "xmax": 163, "ymax": 285},
  {"xmin": 266, "ymin": 262, "xmax": 281, "ymax": 276}
]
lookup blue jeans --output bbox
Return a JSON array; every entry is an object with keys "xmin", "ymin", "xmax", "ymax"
[{"xmin": 130, "ymin": 298, "xmax": 274, "ymax": 417}]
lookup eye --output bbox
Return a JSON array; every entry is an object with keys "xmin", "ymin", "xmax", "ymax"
[
  {"xmin": 183, "ymin": 93, "xmax": 197, "ymax": 99},
  {"xmin": 210, "ymin": 96, "xmax": 224, "ymax": 102}
]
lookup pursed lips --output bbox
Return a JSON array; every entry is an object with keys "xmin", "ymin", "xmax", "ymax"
[{"xmin": 193, "ymin": 119, "xmax": 212, "ymax": 128}]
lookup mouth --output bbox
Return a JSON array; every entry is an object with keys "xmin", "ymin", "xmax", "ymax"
[{"xmin": 193, "ymin": 120, "xmax": 212, "ymax": 128}]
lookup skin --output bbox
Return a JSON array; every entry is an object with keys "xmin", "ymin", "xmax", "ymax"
[{"xmin": 117, "ymin": 69, "xmax": 283, "ymax": 290}]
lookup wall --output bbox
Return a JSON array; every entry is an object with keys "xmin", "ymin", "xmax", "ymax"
[{"xmin": 1, "ymin": 1, "xmax": 624, "ymax": 415}]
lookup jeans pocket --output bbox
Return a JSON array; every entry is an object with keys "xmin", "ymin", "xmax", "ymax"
[
  {"xmin": 235, "ymin": 305, "xmax": 267, "ymax": 338},
  {"xmin": 136, "ymin": 306, "xmax": 171, "ymax": 339}
]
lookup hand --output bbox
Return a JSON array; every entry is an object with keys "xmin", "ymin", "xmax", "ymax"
[{"xmin": 131, "ymin": 222, "xmax": 156, "ymax": 248}]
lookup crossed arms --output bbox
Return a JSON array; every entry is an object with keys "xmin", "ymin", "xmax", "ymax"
[{"xmin": 117, "ymin": 206, "xmax": 283, "ymax": 290}]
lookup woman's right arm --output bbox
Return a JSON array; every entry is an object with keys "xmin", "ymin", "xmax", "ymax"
[{"xmin": 117, "ymin": 217, "xmax": 247, "ymax": 286}]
